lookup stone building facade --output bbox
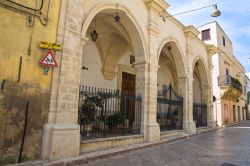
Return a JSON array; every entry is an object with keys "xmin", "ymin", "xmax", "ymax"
[
  {"xmin": 41, "ymin": 0, "xmax": 217, "ymax": 161},
  {"xmin": 0, "ymin": 0, "xmax": 218, "ymax": 164},
  {"xmin": 246, "ymin": 75, "xmax": 250, "ymax": 119},
  {"xmin": 197, "ymin": 21, "xmax": 247, "ymax": 126}
]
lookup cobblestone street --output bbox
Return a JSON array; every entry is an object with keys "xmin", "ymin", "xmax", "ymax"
[{"xmin": 83, "ymin": 121, "xmax": 250, "ymax": 166}]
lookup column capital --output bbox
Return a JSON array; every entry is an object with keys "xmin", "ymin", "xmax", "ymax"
[
  {"xmin": 177, "ymin": 76, "xmax": 187, "ymax": 81},
  {"xmin": 80, "ymin": 36, "xmax": 89, "ymax": 47},
  {"xmin": 144, "ymin": 0, "xmax": 169, "ymax": 13}
]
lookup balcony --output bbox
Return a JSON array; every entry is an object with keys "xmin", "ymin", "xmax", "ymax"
[{"xmin": 218, "ymin": 75, "xmax": 243, "ymax": 100}]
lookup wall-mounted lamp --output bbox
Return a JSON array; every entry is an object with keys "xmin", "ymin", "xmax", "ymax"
[
  {"xmin": 160, "ymin": 4, "xmax": 221, "ymax": 22},
  {"xmin": 91, "ymin": 30, "xmax": 98, "ymax": 42},
  {"xmin": 91, "ymin": 20, "xmax": 98, "ymax": 42},
  {"xmin": 115, "ymin": 12, "xmax": 120, "ymax": 22},
  {"xmin": 130, "ymin": 55, "xmax": 135, "ymax": 65}
]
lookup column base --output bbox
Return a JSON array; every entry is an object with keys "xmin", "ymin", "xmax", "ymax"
[
  {"xmin": 183, "ymin": 121, "xmax": 196, "ymax": 134},
  {"xmin": 145, "ymin": 122, "xmax": 160, "ymax": 143},
  {"xmin": 41, "ymin": 123, "xmax": 80, "ymax": 160},
  {"xmin": 208, "ymin": 120, "xmax": 217, "ymax": 128}
]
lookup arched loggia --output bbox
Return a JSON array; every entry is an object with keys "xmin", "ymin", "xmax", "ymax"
[
  {"xmin": 192, "ymin": 58, "xmax": 210, "ymax": 127},
  {"xmin": 79, "ymin": 7, "xmax": 147, "ymax": 140},
  {"xmin": 156, "ymin": 40, "xmax": 186, "ymax": 131}
]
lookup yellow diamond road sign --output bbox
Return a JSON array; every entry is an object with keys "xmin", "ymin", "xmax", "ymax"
[{"xmin": 40, "ymin": 42, "xmax": 61, "ymax": 51}]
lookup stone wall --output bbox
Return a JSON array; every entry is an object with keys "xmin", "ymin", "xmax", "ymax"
[{"xmin": 0, "ymin": 0, "xmax": 60, "ymax": 164}]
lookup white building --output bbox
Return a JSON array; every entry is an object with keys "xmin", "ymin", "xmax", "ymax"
[{"xmin": 198, "ymin": 21, "xmax": 247, "ymax": 126}]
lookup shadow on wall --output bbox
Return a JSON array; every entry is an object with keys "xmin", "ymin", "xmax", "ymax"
[{"xmin": 0, "ymin": 80, "xmax": 50, "ymax": 165}]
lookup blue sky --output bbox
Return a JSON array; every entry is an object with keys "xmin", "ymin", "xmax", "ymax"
[{"xmin": 166, "ymin": 0, "xmax": 250, "ymax": 75}]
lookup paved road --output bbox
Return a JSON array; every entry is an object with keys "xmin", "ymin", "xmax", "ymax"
[{"xmin": 83, "ymin": 121, "xmax": 250, "ymax": 166}]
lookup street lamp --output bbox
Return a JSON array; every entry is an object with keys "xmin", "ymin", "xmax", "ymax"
[
  {"xmin": 160, "ymin": 4, "xmax": 221, "ymax": 21},
  {"xmin": 211, "ymin": 4, "xmax": 221, "ymax": 17}
]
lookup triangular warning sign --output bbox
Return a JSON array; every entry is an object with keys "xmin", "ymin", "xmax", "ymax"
[{"xmin": 39, "ymin": 50, "xmax": 58, "ymax": 67}]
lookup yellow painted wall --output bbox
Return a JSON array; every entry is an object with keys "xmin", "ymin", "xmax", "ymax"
[{"xmin": 0, "ymin": 0, "xmax": 60, "ymax": 164}]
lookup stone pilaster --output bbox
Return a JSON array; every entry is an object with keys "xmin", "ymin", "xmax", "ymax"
[
  {"xmin": 135, "ymin": 60, "xmax": 160, "ymax": 143},
  {"xmin": 184, "ymin": 74, "xmax": 196, "ymax": 134},
  {"xmin": 141, "ymin": 0, "xmax": 169, "ymax": 143},
  {"xmin": 41, "ymin": 0, "xmax": 85, "ymax": 160},
  {"xmin": 202, "ymin": 86, "xmax": 216, "ymax": 128}
]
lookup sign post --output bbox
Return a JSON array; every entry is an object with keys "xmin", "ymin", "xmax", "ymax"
[{"xmin": 39, "ymin": 41, "xmax": 61, "ymax": 75}]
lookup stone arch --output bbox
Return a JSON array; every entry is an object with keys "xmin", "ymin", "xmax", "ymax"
[
  {"xmin": 192, "ymin": 56, "xmax": 210, "ymax": 127},
  {"xmin": 192, "ymin": 56, "xmax": 209, "ymax": 87},
  {"xmin": 157, "ymin": 37, "xmax": 187, "ymax": 95},
  {"xmin": 157, "ymin": 37, "xmax": 187, "ymax": 78},
  {"xmin": 81, "ymin": 3, "xmax": 148, "ymax": 63}
]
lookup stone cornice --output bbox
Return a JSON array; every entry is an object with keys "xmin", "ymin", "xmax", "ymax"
[
  {"xmin": 144, "ymin": 0, "xmax": 169, "ymax": 13},
  {"xmin": 206, "ymin": 44, "xmax": 218, "ymax": 56},
  {"xmin": 184, "ymin": 25, "xmax": 200, "ymax": 39}
]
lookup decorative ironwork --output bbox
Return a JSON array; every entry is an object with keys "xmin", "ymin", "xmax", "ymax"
[
  {"xmin": 157, "ymin": 84, "xmax": 183, "ymax": 131},
  {"xmin": 193, "ymin": 104, "xmax": 207, "ymax": 127},
  {"xmin": 78, "ymin": 86, "xmax": 142, "ymax": 140}
]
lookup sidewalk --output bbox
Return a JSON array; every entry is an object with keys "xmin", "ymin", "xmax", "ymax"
[{"xmin": 9, "ymin": 121, "xmax": 249, "ymax": 166}]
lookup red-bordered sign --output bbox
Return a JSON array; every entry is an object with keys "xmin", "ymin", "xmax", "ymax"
[{"xmin": 39, "ymin": 50, "xmax": 58, "ymax": 67}]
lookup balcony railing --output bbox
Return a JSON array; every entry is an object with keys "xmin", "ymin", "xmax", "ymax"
[
  {"xmin": 78, "ymin": 86, "xmax": 142, "ymax": 140},
  {"xmin": 218, "ymin": 75, "xmax": 243, "ymax": 92}
]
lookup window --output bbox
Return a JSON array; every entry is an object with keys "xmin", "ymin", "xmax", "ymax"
[
  {"xmin": 226, "ymin": 68, "xmax": 230, "ymax": 84},
  {"xmin": 223, "ymin": 36, "xmax": 226, "ymax": 46},
  {"xmin": 201, "ymin": 29, "xmax": 211, "ymax": 41}
]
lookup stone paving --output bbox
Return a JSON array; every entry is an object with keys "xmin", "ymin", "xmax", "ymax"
[{"xmin": 82, "ymin": 121, "xmax": 250, "ymax": 166}]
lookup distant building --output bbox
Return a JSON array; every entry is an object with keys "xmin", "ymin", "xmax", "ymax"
[
  {"xmin": 246, "ymin": 75, "xmax": 250, "ymax": 119},
  {"xmin": 198, "ymin": 21, "xmax": 247, "ymax": 126}
]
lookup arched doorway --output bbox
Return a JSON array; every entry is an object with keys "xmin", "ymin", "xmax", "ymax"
[
  {"xmin": 157, "ymin": 41, "xmax": 186, "ymax": 131},
  {"xmin": 192, "ymin": 59, "xmax": 209, "ymax": 127},
  {"xmin": 79, "ymin": 8, "xmax": 146, "ymax": 139}
]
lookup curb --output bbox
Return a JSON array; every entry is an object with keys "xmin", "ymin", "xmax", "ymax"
[{"xmin": 8, "ymin": 121, "xmax": 250, "ymax": 166}]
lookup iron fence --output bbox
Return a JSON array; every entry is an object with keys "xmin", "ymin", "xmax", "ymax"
[
  {"xmin": 157, "ymin": 85, "xmax": 183, "ymax": 131},
  {"xmin": 78, "ymin": 86, "xmax": 142, "ymax": 140},
  {"xmin": 193, "ymin": 104, "xmax": 207, "ymax": 127}
]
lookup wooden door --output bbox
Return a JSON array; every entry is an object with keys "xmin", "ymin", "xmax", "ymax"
[
  {"xmin": 121, "ymin": 72, "xmax": 135, "ymax": 94},
  {"xmin": 121, "ymin": 72, "xmax": 136, "ymax": 126},
  {"xmin": 224, "ymin": 105, "xmax": 228, "ymax": 125}
]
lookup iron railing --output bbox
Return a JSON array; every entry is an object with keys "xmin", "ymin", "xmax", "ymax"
[
  {"xmin": 219, "ymin": 75, "xmax": 243, "ymax": 92},
  {"xmin": 78, "ymin": 86, "xmax": 142, "ymax": 140},
  {"xmin": 193, "ymin": 104, "xmax": 207, "ymax": 127},
  {"xmin": 157, "ymin": 84, "xmax": 183, "ymax": 131}
]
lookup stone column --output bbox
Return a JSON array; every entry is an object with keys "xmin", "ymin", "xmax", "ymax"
[
  {"xmin": 202, "ymin": 86, "xmax": 216, "ymax": 128},
  {"xmin": 41, "ymin": 0, "xmax": 85, "ymax": 160},
  {"xmin": 184, "ymin": 73, "xmax": 196, "ymax": 134},
  {"xmin": 136, "ymin": 60, "xmax": 160, "ymax": 143},
  {"xmin": 143, "ymin": 0, "xmax": 169, "ymax": 142},
  {"xmin": 177, "ymin": 77, "xmax": 189, "ymax": 131}
]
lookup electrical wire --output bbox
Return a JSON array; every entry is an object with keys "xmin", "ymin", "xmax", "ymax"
[
  {"xmin": 6, "ymin": 0, "xmax": 44, "ymax": 11},
  {"xmin": 0, "ymin": 0, "xmax": 49, "ymax": 26},
  {"xmin": 161, "ymin": 4, "xmax": 216, "ymax": 19}
]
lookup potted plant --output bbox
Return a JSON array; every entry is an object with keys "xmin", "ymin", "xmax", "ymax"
[
  {"xmin": 106, "ymin": 112, "xmax": 125, "ymax": 132},
  {"xmin": 79, "ymin": 96, "xmax": 103, "ymax": 136}
]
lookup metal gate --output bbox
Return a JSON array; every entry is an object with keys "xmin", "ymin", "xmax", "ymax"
[
  {"xmin": 193, "ymin": 104, "xmax": 207, "ymax": 127},
  {"xmin": 157, "ymin": 84, "xmax": 183, "ymax": 131}
]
